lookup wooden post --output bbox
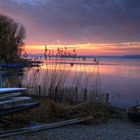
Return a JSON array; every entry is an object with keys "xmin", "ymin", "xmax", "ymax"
[
  {"xmin": 18, "ymin": 83, "xmax": 22, "ymax": 88},
  {"xmin": 55, "ymin": 86, "xmax": 58, "ymax": 101},
  {"xmin": 84, "ymin": 89, "xmax": 87, "ymax": 102},
  {"xmin": 38, "ymin": 85, "xmax": 41, "ymax": 97},
  {"xmin": 75, "ymin": 87, "xmax": 78, "ymax": 102},
  {"xmin": 106, "ymin": 93, "xmax": 109, "ymax": 105}
]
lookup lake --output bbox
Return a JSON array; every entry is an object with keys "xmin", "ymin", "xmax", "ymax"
[
  {"xmin": 0, "ymin": 58, "xmax": 140, "ymax": 109},
  {"xmin": 99, "ymin": 58, "xmax": 140, "ymax": 108}
]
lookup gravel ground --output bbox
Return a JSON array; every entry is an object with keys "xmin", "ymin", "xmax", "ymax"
[{"xmin": 1, "ymin": 119, "xmax": 140, "ymax": 140}]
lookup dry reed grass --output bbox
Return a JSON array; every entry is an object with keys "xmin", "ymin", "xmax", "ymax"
[
  {"xmin": 22, "ymin": 58, "xmax": 106, "ymax": 104},
  {"xmin": 0, "ymin": 96, "xmax": 125, "ymax": 132},
  {"xmin": 46, "ymin": 98, "xmax": 123, "ymax": 124}
]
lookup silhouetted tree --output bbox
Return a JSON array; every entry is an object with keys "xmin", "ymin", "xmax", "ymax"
[{"xmin": 0, "ymin": 14, "xmax": 26, "ymax": 63}]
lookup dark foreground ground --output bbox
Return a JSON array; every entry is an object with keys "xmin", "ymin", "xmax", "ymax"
[{"xmin": 2, "ymin": 119, "xmax": 140, "ymax": 140}]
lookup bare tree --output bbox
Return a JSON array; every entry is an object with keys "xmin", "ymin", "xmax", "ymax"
[{"xmin": 0, "ymin": 14, "xmax": 26, "ymax": 63}]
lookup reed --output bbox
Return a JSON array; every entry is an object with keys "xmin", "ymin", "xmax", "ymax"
[
  {"xmin": 22, "ymin": 57, "xmax": 107, "ymax": 104},
  {"xmin": 46, "ymin": 98, "xmax": 120, "ymax": 123}
]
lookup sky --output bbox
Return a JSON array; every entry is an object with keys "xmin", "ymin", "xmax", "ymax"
[{"xmin": 0, "ymin": 0, "xmax": 140, "ymax": 55}]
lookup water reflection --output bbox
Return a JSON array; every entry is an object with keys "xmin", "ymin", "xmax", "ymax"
[
  {"xmin": 1, "ymin": 58, "xmax": 140, "ymax": 108},
  {"xmin": 0, "ymin": 68, "xmax": 24, "ymax": 87}
]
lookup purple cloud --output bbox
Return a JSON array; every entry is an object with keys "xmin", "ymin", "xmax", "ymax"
[{"xmin": 0, "ymin": 0, "xmax": 140, "ymax": 44}]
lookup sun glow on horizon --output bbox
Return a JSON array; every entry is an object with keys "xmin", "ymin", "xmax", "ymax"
[{"xmin": 24, "ymin": 42, "xmax": 140, "ymax": 56}]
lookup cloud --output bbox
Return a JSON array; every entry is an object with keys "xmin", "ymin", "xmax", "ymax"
[
  {"xmin": 0, "ymin": 0, "xmax": 140, "ymax": 44},
  {"xmin": 11, "ymin": 0, "xmax": 47, "ymax": 6}
]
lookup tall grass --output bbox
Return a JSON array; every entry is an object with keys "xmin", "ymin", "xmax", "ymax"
[{"xmin": 22, "ymin": 57, "xmax": 108, "ymax": 104}]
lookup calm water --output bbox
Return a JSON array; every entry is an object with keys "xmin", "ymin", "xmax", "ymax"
[
  {"xmin": 0, "ymin": 58, "xmax": 140, "ymax": 108},
  {"xmin": 99, "ymin": 58, "xmax": 140, "ymax": 108}
]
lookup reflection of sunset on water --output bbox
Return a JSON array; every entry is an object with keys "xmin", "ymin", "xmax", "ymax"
[
  {"xmin": 24, "ymin": 58, "xmax": 140, "ymax": 108},
  {"xmin": 40, "ymin": 62, "xmax": 98, "ymax": 73},
  {"xmin": 38, "ymin": 58, "xmax": 140, "ymax": 79}
]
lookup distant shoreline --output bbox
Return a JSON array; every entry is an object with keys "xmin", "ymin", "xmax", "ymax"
[{"xmin": 23, "ymin": 54, "xmax": 140, "ymax": 59}]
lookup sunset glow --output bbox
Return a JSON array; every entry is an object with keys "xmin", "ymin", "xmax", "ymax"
[
  {"xmin": 24, "ymin": 42, "xmax": 140, "ymax": 56},
  {"xmin": 1, "ymin": 0, "xmax": 140, "ymax": 56}
]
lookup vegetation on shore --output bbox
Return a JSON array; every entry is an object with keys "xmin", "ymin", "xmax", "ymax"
[
  {"xmin": 0, "ymin": 14, "xmax": 25, "ymax": 63},
  {"xmin": 0, "ymin": 96, "xmax": 126, "ymax": 132}
]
